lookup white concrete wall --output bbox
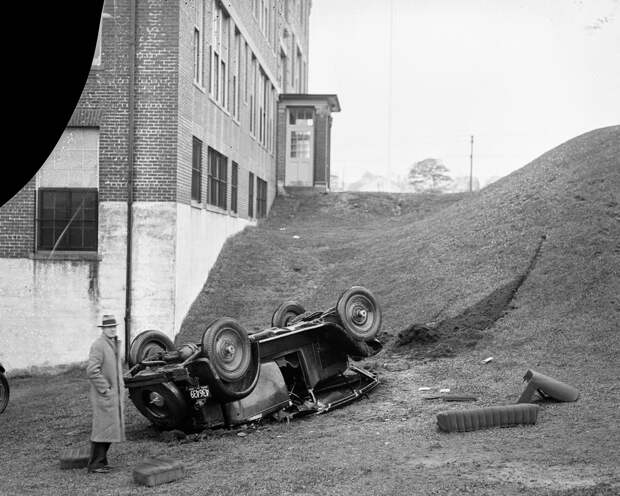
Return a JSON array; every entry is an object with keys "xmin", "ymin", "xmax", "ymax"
[
  {"xmin": 0, "ymin": 258, "xmax": 99, "ymax": 372},
  {"xmin": 0, "ymin": 200, "xmax": 252, "ymax": 373},
  {"xmin": 0, "ymin": 202, "xmax": 127, "ymax": 373},
  {"xmin": 128, "ymin": 202, "xmax": 177, "ymax": 341},
  {"xmin": 173, "ymin": 203, "xmax": 252, "ymax": 333}
]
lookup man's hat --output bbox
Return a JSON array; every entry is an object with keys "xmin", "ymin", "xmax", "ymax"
[{"xmin": 97, "ymin": 314, "xmax": 118, "ymax": 327}]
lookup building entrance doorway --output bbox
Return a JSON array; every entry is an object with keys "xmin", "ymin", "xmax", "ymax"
[{"xmin": 285, "ymin": 107, "xmax": 314, "ymax": 186}]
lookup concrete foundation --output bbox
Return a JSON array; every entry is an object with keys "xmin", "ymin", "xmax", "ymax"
[{"xmin": 0, "ymin": 201, "xmax": 251, "ymax": 374}]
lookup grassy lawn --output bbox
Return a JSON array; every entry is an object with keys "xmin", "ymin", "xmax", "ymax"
[{"xmin": 1, "ymin": 126, "xmax": 619, "ymax": 495}]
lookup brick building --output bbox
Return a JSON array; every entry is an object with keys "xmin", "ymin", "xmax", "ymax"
[{"xmin": 0, "ymin": 0, "xmax": 339, "ymax": 373}]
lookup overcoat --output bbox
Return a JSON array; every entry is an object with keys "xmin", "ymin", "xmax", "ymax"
[{"xmin": 86, "ymin": 335, "xmax": 126, "ymax": 443}]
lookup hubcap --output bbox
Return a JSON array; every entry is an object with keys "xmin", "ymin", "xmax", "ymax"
[
  {"xmin": 222, "ymin": 341, "xmax": 236, "ymax": 360},
  {"xmin": 149, "ymin": 392, "xmax": 165, "ymax": 408},
  {"xmin": 346, "ymin": 295, "xmax": 375, "ymax": 334},
  {"xmin": 216, "ymin": 329, "xmax": 244, "ymax": 373},
  {"xmin": 352, "ymin": 306, "xmax": 368, "ymax": 325}
]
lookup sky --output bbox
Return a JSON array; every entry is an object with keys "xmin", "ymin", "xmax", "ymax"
[{"xmin": 308, "ymin": 0, "xmax": 620, "ymax": 188}]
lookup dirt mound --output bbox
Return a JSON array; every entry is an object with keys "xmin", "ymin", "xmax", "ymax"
[{"xmin": 394, "ymin": 235, "xmax": 548, "ymax": 355}]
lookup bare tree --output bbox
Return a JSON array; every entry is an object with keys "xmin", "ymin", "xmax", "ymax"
[{"xmin": 408, "ymin": 158, "xmax": 452, "ymax": 192}]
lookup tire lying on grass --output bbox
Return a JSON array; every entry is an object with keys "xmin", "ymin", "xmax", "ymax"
[
  {"xmin": 271, "ymin": 301, "xmax": 306, "ymax": 327},
  {"xmin": 128, "ymin": 330, "xmax": 176, "ymax": 367},
  {"xmin": 336, "ymin": 286, "xmax": 382, "ymax": 341},
  {"xmin": 202, "ymin": 318, "xmax": 252, "ymax": 382},
  {"xmin": 129, "ymin": 382, "xmax": 190, "ymax": 431}
]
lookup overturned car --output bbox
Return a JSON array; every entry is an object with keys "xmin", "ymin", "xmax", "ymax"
[{"xmin": 124, "ymin": 286, "xmax": 383, "ymax": 432}]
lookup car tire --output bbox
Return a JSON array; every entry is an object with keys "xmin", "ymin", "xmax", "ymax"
[
  {"xmin": 202, "ymin": 318, "xmax": 252, "ymax": 382},
  {"xmin": 336, "ymin": 286, "xmax": 382, "ymax": 341},
  {"xmin": 0, "ymin": 372, "xmax": 9, "ymax": 414},
  {"xmin": 128, "ymin": 330, "xmax": 175, "ymax": 367},
  {"xmin": 271, "ymin": 301, "xmax": 306, "ymax": 327},
  {"xmin": 129, "ymin": 382, "xmax": 190, "ymax": 431}
]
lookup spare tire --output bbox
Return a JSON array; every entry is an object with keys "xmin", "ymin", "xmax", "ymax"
[
  {"xmin": 336, "ymin": 286, "xmax": 382, "ymax": 341},
  {"xmin": 271, "ymin": 301, "xmax": 306, "ymax": 327},
  {"xmin": 201, "ymin": 318, "xmax": 251, "ymax": 382},
  {"xmin": 128, "ymin": 330, "xmax": 175, "ymax": 367},
  {"xmin": 129, "ymin": 381, "xmax": 190, "ymax": 431}
]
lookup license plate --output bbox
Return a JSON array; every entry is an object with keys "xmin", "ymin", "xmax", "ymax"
[{"xmin": 189, "ymin": 385, "xmax": 211, "ymax": 399}]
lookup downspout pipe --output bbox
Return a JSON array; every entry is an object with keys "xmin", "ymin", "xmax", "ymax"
[{"xmin": 125, "ymin": 0, "xmax": 137, "ymax": 362}]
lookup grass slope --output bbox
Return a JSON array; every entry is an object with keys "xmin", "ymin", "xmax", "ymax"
[
  {"xmin": 179, "ymin": 125, "xmax": 620, "ymax": 356},
  {"xmin": 1, "ymin": 126, "xmax": 618, "ymax": 495}
]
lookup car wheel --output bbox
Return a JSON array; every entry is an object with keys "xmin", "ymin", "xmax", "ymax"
[
  {"xmin": 128, "ymin": 330, "xmax": 175, "ymax": 367},
  {"xmin": 0, "ymin": 373, "xmax": 9, "ymax": 414},
  {"xmin": 336, "ymin": 286, "xmax": 382, "ymax": 341},
  {"xmin": 202, "ymin": 318, "xmax": 252, "ymax": 382},
  {"xmin": 129, "ymin": 382, "xmax": 190, "ymax": 431},
  {"xmin": 271, "ymin": 301, "xmax": 306, "ymax": 327}
]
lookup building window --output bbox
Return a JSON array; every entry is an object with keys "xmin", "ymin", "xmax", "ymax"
[
  {"xmin": 38, "ymin": 189, "xmax": 98, "ymax": 251},
  {"xmin": 220, "ymin": 19, "xmax": 228, "ymax": 108},
  {"xmin": 248, "ymin": 172, "xmax": 254, "ymax": 218},
  {"xmin": 250, "ymin": 55, "xmax": 257, "ymax": 135},
  {"xmin": 289, "ymin": 107, "xmax": 314, "ymax": 125},
  {"xmin": 256, "ymin": 178, "xmax": 267, "ymax": 218},
  {"xmin": 290, "ymin": 131, "xmax": 311, "ymax": 159},
  {"xmin": 192, "ymin": 137, "xmax": 203, "ymax": 203},
  {"xmin": 296, "ymin": 47, "xmax": 302, "ymax": 92},
  {"xmin": 262, "ymin": 0, "xmax": 268, "ymax": 35},
  {"xmin": 272, "ymin": 0, "xmax": 278, "ymax": 47},
  {"xmin": 259, "ymin": 68, "xmax": 266, "ymax": 144},
  {"xmin": 269, "ymin": 84, "xmax": 275, "ymax": 152},
  {"xmin": 244, "ymin": 42, "xmax": 250, "ymax": 103},
  {"xmin": 291, "ymin": 34, "xmax": 296, "ymax": 90},
  {"xmin": 231, "ymin": 162, "xmax": 238, "ymax": 213},
  {"xmin": 194, "ymin": 0, "xmax": 205, "ymax": 86},
  {"xmin": 210, "ymin": 1, "xmax": 229, "ymax": 107},
  {"xmin": 233, "ymin": 28, "xmax": 241, "ymax": 119},
  {"xmin": 279, "ymin": 50, "xmax": 287, "ymax": 91},
  {"xmin": 208, "ymin": 147, "xmax": 228, "ymax": 209},
  {"xmin": 302, "ymin": 61, "xmax": 306, "ymax": 92}
]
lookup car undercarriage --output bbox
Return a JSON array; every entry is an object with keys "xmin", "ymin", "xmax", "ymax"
[{"xmin": 124, "ymin": 286, "xmax": 383, "ymax": 432}]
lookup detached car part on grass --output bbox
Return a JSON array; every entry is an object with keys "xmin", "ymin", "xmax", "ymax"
[
  {"xmin": 124, "ymin": 286, "xmax": 383, "ymax": 432},
  {"xmin": 0, "ymin": 362, "xmax": 8, "ymax": 414},
  {"xmin": 517, "ymin": 368, "xmax": 579, "ymax": 403},
  {"xmin": 436, "ymin": 369, "xmax": 579, "ymax": 433},
  {"xmin": 437, "ymin": 404, "xmax": 540, "ymax": 433}
]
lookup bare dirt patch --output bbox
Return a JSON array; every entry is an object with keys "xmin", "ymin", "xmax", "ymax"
[{"xmin": 394, "ymin": 235, "xmax": 547, "ymax": 358}]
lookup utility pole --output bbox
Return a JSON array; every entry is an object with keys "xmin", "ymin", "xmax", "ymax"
[{"xmin": 469, "ymin": 135, "xmax": 474, "ymax": 193}]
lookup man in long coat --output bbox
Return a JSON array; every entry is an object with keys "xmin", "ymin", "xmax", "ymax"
[{"xmin": 86, "ymin": 314, "xmax": 126, "ymax": 473}]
